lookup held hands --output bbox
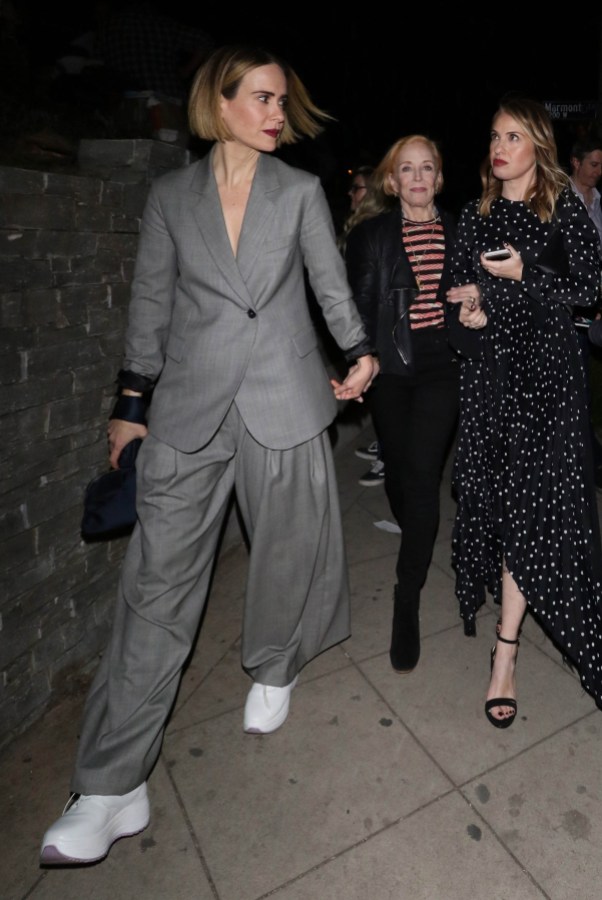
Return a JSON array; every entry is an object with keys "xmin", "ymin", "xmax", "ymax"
[
  {"xmin": 446, "ymin": 284, "xmax": 488, "ymax": 330},
  {"xmin": 108, "ymin": 418, "xmax": 148, "ymax": 469},
  {"xmin": 331, "ymin": 354, "xmax": 379, "ymax": 403},
  {"xmin": 480, "ymin": 243, "xmax": 523, "ymax": 281},
  {"xmin": 446, "ymin": 242, "xmax": 522, "ymax": 333}
]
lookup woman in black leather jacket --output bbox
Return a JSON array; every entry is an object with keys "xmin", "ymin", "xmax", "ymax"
[{"xmin": 346, "ymin": 135, "xmax": 459, "ymax": 673}]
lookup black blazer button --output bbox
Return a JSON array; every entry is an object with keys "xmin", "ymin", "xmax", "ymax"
[{"xmin": 247, "ymin": 309, "xmax": 257, "ymax": 319}]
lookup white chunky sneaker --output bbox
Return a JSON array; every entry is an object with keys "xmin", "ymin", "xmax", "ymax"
[
  {"xmin": 243, "ymin": 677, "xmax": 298, "ymax": 734},
  {"xmin": 40, "ymin": 782, "xmax": 150, "ymax": 864}
]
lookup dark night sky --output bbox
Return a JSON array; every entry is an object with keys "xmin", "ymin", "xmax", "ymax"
[{"xmin": 33, "ymin": 4, "xmax": 602, "ymax": 213}]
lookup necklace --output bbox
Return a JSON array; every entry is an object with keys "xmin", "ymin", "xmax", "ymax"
[
  {"xmin": 402, "ymin": 214, "xmax": 440, "ymax": 226},
  {"xmin": 402, "ymin": 216, "xmax": 441, "ymax": 291}
]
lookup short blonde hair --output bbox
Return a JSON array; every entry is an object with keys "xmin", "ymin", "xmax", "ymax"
[
  {"xmin": 188, "ymin": 45, "xmax": 332, "ymax": 144},
  {"xmin": 479, "ymin": 97, "xmax": 568, "ymax": 221},
  {"xmin": 373, "ymin": 135, "xmax": 444, "ymax": 197}
]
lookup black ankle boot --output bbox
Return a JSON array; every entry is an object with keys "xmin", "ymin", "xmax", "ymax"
[{"xmin": 389, "ymin": 584, "xmax": 420, "ymax": 673}]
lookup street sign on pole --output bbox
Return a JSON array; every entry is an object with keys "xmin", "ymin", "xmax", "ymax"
[{"xmin": 544, "ymin": 101, "xmax": 598, "ymax": 121}]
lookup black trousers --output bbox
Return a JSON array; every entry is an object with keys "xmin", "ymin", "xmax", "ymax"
[{"xmin": 369, "ymin": 369, "xmax": 459, "ymax": 595}]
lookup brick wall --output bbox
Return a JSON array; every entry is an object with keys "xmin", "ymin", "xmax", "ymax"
[{"xmin": 0, "ymin": 141, "xmax": 193, "ymax": 748}]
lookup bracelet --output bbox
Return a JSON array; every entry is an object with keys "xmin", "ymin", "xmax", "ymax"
[{"xmin": 110, "ymin": 395, "xmax": 147, "ymax": 424}]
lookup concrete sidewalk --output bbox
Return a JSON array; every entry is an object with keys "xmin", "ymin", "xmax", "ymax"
[{"xmin": 3, "ymin": 424, "xmax": 602, "ymax": 900}]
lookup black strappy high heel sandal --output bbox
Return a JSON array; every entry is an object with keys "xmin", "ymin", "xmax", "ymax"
[{"xmin": 485, "ymin": 634, "xmax": 519, "ymax": 729}]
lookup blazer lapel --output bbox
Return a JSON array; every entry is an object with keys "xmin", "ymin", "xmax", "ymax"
[
  {"xmin": 388, "ymin": 207, "xmax": 419, "ymax": 293},
  {"xmin": 191, "ymin": 152, "xmax": 254, "ymax": 308},
  {"xmin": 236, "ymin": 154, "xmax": 280, "ymax": 287}
]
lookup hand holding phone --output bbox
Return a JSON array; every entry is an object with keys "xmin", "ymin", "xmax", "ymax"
[
  {"xmin": 483, "ymin": 248, "xmax": 512, "ymax": 261},
  {"xmin": 574, "ymin": 317, "xmax": 593, "ymax": 330}
]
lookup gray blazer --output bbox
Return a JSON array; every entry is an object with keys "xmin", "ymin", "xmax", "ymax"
[{"xmin": 123, "ymin": 150, "xmax": 368, "ymax": 452}]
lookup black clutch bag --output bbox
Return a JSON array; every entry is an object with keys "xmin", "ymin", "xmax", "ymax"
[{"xmin": 81, "ymin": 439, "xmax": 142, "ymax": 539}]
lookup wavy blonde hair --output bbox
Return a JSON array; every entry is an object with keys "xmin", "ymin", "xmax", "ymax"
[
  {"xmin": 189, "ymin": 45, "xmax": 332, "ymax": 144},
  {"xmin": 339, "ymin": 167, "xmax": 396, "ymax": 251},
  {"xmin": 479, "ymin": 97, "xmax": 568, "ymax": 222}
]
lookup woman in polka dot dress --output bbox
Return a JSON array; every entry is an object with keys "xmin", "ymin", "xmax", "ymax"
[{"xmin": 447, "ymin": 97, "xmax": 602, "ymax": 727}]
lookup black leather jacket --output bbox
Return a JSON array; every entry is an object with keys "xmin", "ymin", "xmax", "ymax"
[{"xmin": 345, "ymin": 206, "xmax": 457, "ymax": 375}]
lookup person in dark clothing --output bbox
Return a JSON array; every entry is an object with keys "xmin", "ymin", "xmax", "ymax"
[
  {"xmin": 568, "ymin": 138, "xmax": 602, "ymax": 488},
  {"xmin": 345, "ymin": 135, "xmax": 459, "ymax": 673},
  {"xmin": 448, "ymin": 98, "xmax": 602, "ymax": 728}
]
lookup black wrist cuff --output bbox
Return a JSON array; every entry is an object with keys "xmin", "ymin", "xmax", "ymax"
[
  {"xmin": 344, "ymin": 337, "xmax": 377, "ymax": 363},
  {"xmin": 110, "ymin": 395, "xmax": 147, "ymax": 424},
  {"xmin": 117, "ymin": 369, "xmax": 154, "ymax": 393}
]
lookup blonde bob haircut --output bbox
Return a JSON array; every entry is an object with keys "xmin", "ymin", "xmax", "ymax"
[
  {"xmin": 188, "ymin": 45, "xmax": 332, "ymax": 144},
  {"xmin": 479, "ymin": 96, "xmax": 568, "ymax": 222},
  {"xmin": 372, "ymin": 135, "xmax": 444, "ymax": 198}
]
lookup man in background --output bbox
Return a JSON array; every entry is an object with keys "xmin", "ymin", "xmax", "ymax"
[
  {"xmin": 570, "ymin": 137, "xmax": 602, "ymax": 488},
  {"xmin": 570, "ymin": 138, "xmax": 602, "ymax": 246}
]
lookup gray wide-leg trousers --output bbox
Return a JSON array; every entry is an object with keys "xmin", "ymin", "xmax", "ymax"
[{"xmin": 72, "ymin": 404, "xmax": 349, "ymax": 794}]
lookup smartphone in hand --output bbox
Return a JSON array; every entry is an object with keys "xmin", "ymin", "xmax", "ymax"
[
  {"xmin": 483, "ymin": 248, "xmax": 511, "ymax": 261},
  {"xmin": 574, "ymin": 317, "xmax": 593, "ymax": 330}
]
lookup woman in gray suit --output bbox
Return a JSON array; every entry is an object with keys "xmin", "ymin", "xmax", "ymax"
[{"xmin": 40, "ymin": 45, "xmax": 377, "ymax": 865}]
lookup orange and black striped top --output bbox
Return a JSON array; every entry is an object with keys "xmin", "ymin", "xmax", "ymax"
[{"xmin": 402, "ymin": 219, "xmax": 446, "ymax": 330}]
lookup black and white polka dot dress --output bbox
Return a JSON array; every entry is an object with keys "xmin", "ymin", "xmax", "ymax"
[{"xmin": 451, "ymin": 189, "xmax": 602, "ymax": 705}]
